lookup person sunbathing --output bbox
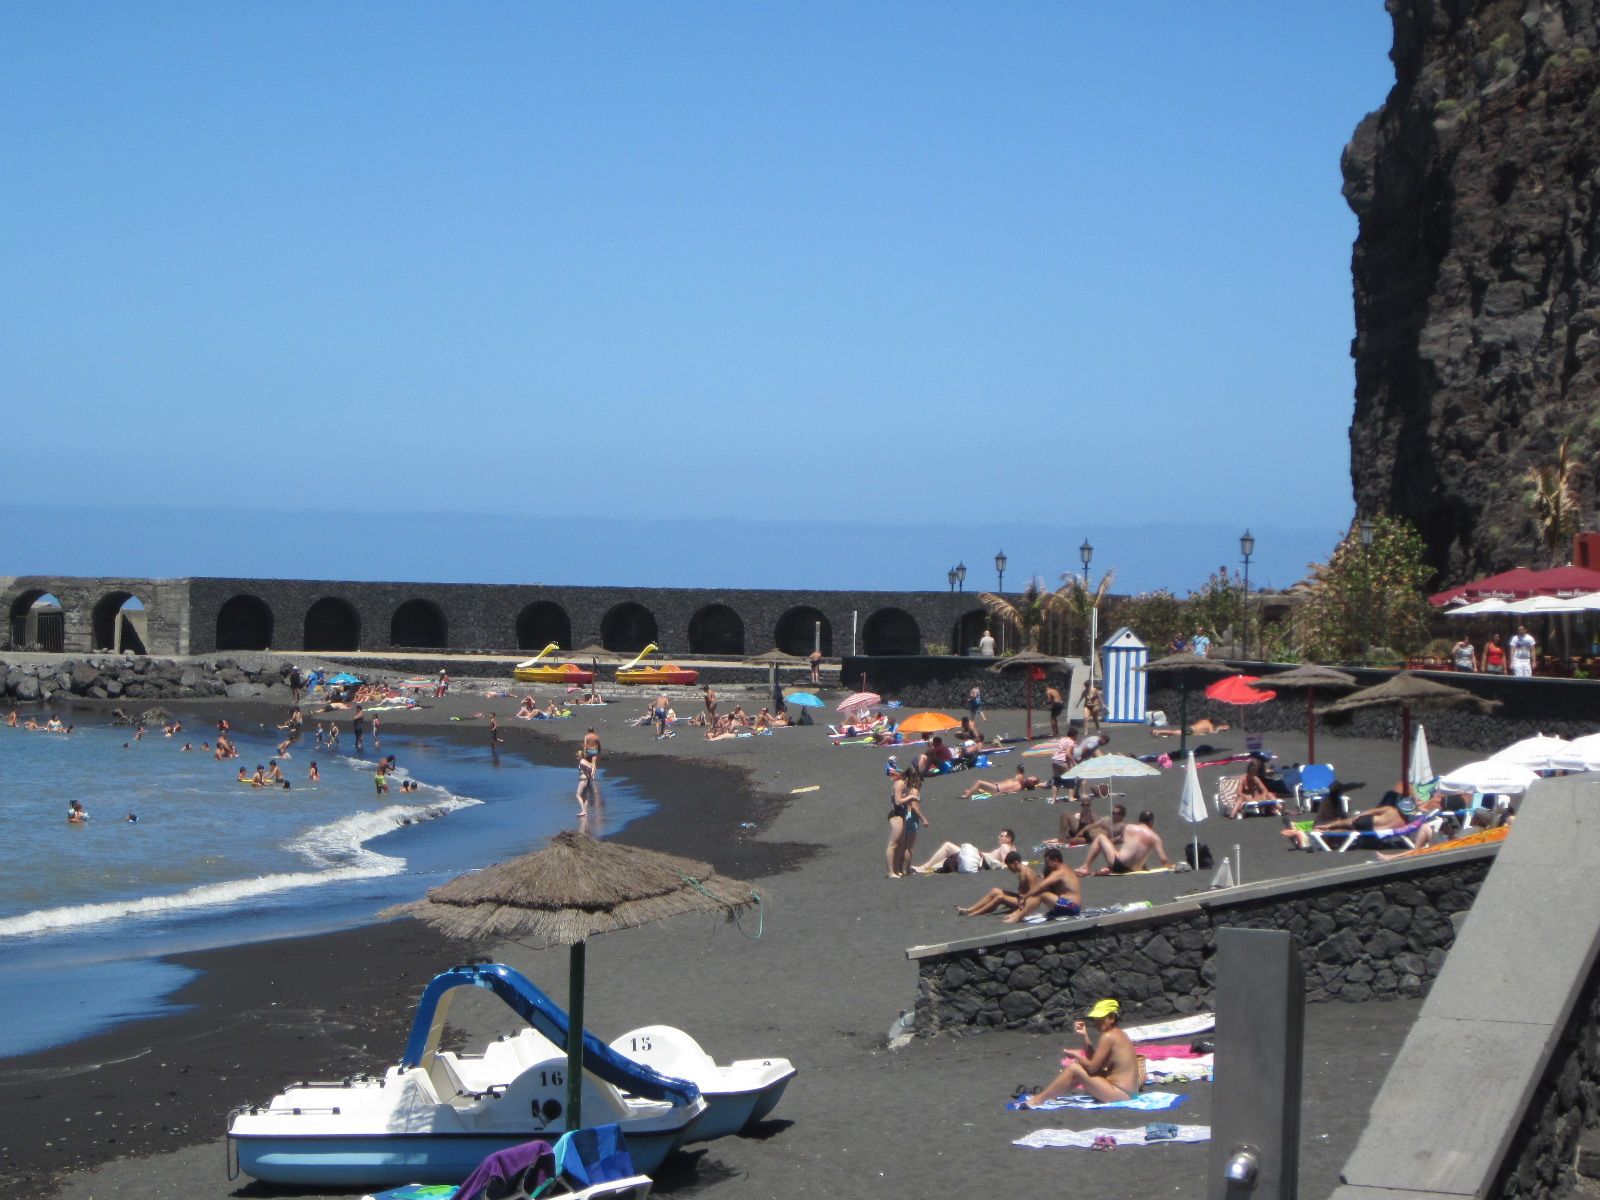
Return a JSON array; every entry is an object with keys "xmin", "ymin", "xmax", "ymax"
[
  {"xmin": 1227, "ymin": 759, "xmax": 1280, "ymax": 817},
  {"xmin": 1048, "ymin": 797, "xmax": 1121, "ymax": 846},
  {"xmin": 1001, "ymin": 847, "xmax": 1082, "ymax": 922},
  {"xmin": 913, "ymin": 828, "xmax": 1016, "ymax": 874},
  {"xmin": 1077, "ymin": 811, "xmax": 1172, "ymax": 876},
  {"xmin": 1282, "ymin": 795, "xmax": 1411, "ymax": 849},
  {"xmin": 1020, "ymin": 999, "xmax": 1143, "ymax": 1107},
  {"xmin": 956, "ymin": 851, "xmax": 1037, "ymax": 915},
  {"xmin": 517, "ymin": 696, "xmax": 538, "ymax": 718},
  {"xmin": 960, "ymin": 766, "xmax": 1042, "ymax": 799},
  {"xmin": 1150, "ymin": 717, "xmax": 1230, "ymax": 738}
]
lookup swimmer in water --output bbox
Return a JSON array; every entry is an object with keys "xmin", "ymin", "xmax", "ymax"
[
  {"xmin": 237, "ymin": 767, "xmax": 250, "ymax": 782},
  {"xmin": 126, "ymin": 812, "xmax": 138, "ymax": 822},
  {"xmin": 180, "ymin": 742, "xmax": 193, "ymax": 752},
  {"xmin": 308, "ymin": 761, "xmax": 320, "ymax": 783},
  {"xmin": 67, "ymin": 800, "xmax": 88, "ymax": 825}
]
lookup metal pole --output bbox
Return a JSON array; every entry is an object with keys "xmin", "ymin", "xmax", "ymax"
[
  {"xmin": 1178, "ymin": 675, "xmax": 1190, "ymax": 757},
  {"xmin": 1242, "ymin": 555, "xmax": 1251, "ymax": 659},
  {"xmin": 1207, "ymin": 928, "xmax": 1302, "ymax": 1200},
  {"xmin": 565, "ymin": 940, "xmax": 587, "ymax": 1131}
]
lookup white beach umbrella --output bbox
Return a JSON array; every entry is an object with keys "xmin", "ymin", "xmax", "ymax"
[
  {"xmin": 1568, "ymin": 591, "xmax": 1600, "ymax": 611},
  {"xmin": 1178, "ymin": 751, "xmax": 1206, "ymax": 870},
  {"xmin": 1490, "ymin": 733, "xmax": 1572, "ymax": 772},
  {"xmin": 1408, "ymin": 723, "xmax": 1435, "ymax": 791},
  {"xmin": 1436, "ymin": 759, "xmax": 1540, "ymax": 796},
  {"xmin": 1504, "ymin": 595, "xmax": 1589, "ymax": 614},
  {"xmin": 1060, "ymin": 753, "xmax": 1161, "ymax": 780},
  {"xmin": 1552, "ymin": 732, "xmax": 1600, "ymax": 772}
]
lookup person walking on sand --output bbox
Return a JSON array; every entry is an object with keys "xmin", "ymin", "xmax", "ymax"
[
  {"xmin": 1018, "ymin": 999, "xmax": 1142, "ymax": 1107},
  {"xmin": 1045, "ymin": 685, "xmax": 1065, "ymax": 736},
  {"xmin": 703, "ymin": 684, "xmax": 718, "ymax": 723},
  {"xmin": 1001, "ymin": 847, "xmax": 1081, "ymax": 922},
  {"xmin": 808, "ymin": 649, "xmax": 822, "ymax": 685},
  {"xmin": 968, "ymin": 685, "xmax": 985, "ymax": 727},
  {"xmin": 653, "ymin": 693, "xmax": 670, "ymax": 738},
  {"xmin": 435, "ymin": 669, "xmax": 449, "ymax": 698},
  {"xmin": 581, "ymin": 727, "xmax": 603, "ymax": 804}
]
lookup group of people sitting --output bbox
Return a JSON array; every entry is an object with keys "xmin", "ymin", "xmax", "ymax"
[{"xmin": 516, "ymin": 696, "xmax": 571, "ymax": 720}]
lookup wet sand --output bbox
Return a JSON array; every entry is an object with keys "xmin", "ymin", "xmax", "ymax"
[{"xmin": 6, "ymin": 686, "xmax": 1474, "ymax": 1199}]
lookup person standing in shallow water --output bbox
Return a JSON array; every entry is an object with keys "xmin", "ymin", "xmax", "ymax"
[{"xmin": 581, "ymin": 727, "xmax": 603, "ymax": 805}]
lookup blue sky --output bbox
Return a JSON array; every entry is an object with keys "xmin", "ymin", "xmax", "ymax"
[{"xmin": 2, "ymin": 5, "xmax": 1396, "ymax": 595}]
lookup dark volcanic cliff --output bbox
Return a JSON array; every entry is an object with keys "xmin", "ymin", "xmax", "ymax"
[{"xmin": 1344, "ymin": 0, "xmax": 1600, "ymax": 583}]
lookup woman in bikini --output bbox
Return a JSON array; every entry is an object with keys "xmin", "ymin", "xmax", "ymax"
[{"xmin": 1022, "ymin": 999, "xmax": 1142, "ymax": 1107}]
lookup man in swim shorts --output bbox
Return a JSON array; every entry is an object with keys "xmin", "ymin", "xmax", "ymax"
[
  {"xmin": 1002, "ymin": 847, "xmax": 1082, "ymax": 923},
  {"xmin": 1022, "ymin": 998, "xmax": 1141, "ymax": 1106},
  {"xmin": 1045, "ymin": 685, "xmax": 1065, "ymax": 736},
  {"xmin": 1077, "ymin": 810, "xmax": 1172, "ymax": 876}
]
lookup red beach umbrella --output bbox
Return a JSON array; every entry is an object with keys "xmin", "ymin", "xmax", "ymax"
[{"xmin": 1205, "ymin": 675, "xmax": 1276, "ymax": 705}]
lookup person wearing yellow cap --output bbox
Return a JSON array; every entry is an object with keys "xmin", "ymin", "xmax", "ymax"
[{"xmin": 1020, "ymin": 997, "xmax": 1142, "ymax": 1107}]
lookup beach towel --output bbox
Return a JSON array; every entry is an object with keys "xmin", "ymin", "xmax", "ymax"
[
  {"xmin": 1123, "ymin": 1013, "xmax": 1214, "ymax": 1041},
  {"xmin": 1143, "ymin": 1056, "xmax": 1213, "ymax": 1083},
  {"xmin": 1008, "ymin": 1090, "xmax": 1185, "ymax": 1112},
  {"xmin": 445, "ymin": 1139, "xmax": 554, "ymax": 1200},
  {"xmin": 790, "ymin": 785, "xmax": 820, "ymax": 794},
  {"xmin": 1019, "ymin": 900, "xmax": 1152, "ymax": 924},
  {"xmin": 1013, "ymin": 1123, "xmax": 1210, "ymax": 1150}
]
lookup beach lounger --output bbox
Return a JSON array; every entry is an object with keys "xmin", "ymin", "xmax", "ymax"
[
  {"xmin": 1307, "ymin": 813, "xmax": 1433, "ymax": 853},
  {"xmin": 1294, "ymin": 764, "xmax": 1343, "ymax": 818}
]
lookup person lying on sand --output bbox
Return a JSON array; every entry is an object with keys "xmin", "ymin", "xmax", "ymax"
[
  {"xmin": 960, "ymin": 766, "xmax": 1042, "ymax": 799},
  {"xmin": 1077, "ymin": 811, "xmax": 1172, "ymax": 876},
  {"xmin": 1281, "ymin": 791, "xmax": 1412, "ymax": 849},
  {"xmin": 1150, "ymin": 717, "xmax": 1230, "ymax": 738},
  {"xmin": 1001, "ymin": 847, "xmax": 1081, "ymax": 923},
  {"xmin": 1020, "ymin": 999, "xmax": 1142, "ymax": 1107},
  {"xmin": 956, "ymin": 851, "xmax": 1036, "ymax": 915},
  {"xmin": 913, "ymin": 828, "xmax": 1016, "ymax": 874}
]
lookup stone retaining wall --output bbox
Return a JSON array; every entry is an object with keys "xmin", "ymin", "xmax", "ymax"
[
  {"xmin": 909, "ymin": 848, "xmax": 1495, "ymax": 1038},
  {"xmin": 0, "ymin": 655, "xmax": 296, "ymax": 705}
]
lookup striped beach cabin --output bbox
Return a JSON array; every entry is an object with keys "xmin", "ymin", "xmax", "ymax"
[{"xmin": 1099, "ymin": 626, "xmax": 1148, "ymax": 724}]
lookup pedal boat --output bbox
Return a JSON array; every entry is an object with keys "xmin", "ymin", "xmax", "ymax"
[
  {"xmin": 227, "ymin": 965, "xmax": 703, "ymax": 1188},
  {"xmin": 612, "ymin": 643, "xmax": 698, "ymax": 687},
  {"xmin": 609, "ymin": 1025, "xmax": 796, "ymax": 1141},
  {"xmin": 514, "ymin": 643, "xmax": 597, "ymax": 685}
]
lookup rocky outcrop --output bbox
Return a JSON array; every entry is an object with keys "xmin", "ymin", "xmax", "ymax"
[
  {"xmin": 0, "ymin": 656, "xmax": 294, "ymax": 705},
  {"xmin": 1345, "ymin": 0, "xmax": 1600, "ymax": 583}
]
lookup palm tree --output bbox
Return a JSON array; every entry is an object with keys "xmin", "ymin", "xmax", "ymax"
[
  {"xmin": 978, "ymin": 577, "xmax": 1071, "ymax": 652},
  {"xmin": 1527, "ymin": 439, "xmax": 1582, "ymax": 565},
  {"xmin": 1060, "ymin": 570, "xmax": 1116, "ymax": 677}
]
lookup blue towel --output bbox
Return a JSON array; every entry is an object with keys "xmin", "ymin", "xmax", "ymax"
[{"xmin": 1008, "ymin": 1090, "xmax": 1186, "ymax": 1112}]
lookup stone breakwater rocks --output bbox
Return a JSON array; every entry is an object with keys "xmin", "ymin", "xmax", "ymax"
[
  {"xmin": 914, "ymin": 858, "xmax": 1490, "ymax": 1039},
  {"xmin": 0, "ymin": 656, "xmax": 296, "ymax": 705}
]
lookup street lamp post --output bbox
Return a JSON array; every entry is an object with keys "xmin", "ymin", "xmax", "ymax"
[
  {"xmin": 947, "ymin": 567, "xmax": 957, "ymax": 593},
  {"xmin": 994, "ymin": 550, "xmax": 1008, "ymax": 653},
  {"xmin": 1079, "ymin": 539, "xmax": 1095, "ymax": 680},
  {"xmin": 1240, "ymin": 529, "xmax": 1255, "ymax": 660},
  {"xmin": 955, "ymin": 561, "xmax": 967, "ymax": 593},
  {"xmin": 1358, "ymin": 518, "xmax": 1376, "ymax": 661}
]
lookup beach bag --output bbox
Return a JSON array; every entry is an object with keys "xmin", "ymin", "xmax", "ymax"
[
  {"xmin": 1184, "ymin": 842, "xmax": 1213, "ymax": 871},
  {"xmin": 956, "ymin": 843, "xmax": 984, "ymax": 873}
]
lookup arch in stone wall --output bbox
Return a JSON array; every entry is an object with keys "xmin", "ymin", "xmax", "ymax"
[
  {"xmin": 688, "ymin": 604, "xmax": 744, "ymax": 655},
  {"xmin": 600, "ymin": 602, "xmax": 658, "ymax": 653},
  {"xmin": 304, "ymin": 597, "xmax": 361, "ymax": 652},
  {"xmin": 391, "ymin": 598, "xmax": 448, "ymax": 648},
  {"xmin": 216, "ymin": 594, "xmax": 275, "ymax": 651},
  {"xmin": 7, "ymin": 590, "xmax": 63, "ymax": 652},
  {"xmin": 516, "ymin": 601, "xmax": 572, "ymax": 651},
  {"xmin": 92, "ymin": 591, "xmax": 148, "ymax": 654},
  {"xmin": 774, "ymin": 606, "xmax": 832, "ymax": 657},
  {"xmin": 862, "ymin": 606, "xmax": 921, "ymax": 656},
  {"xmin": 952, "ymin": 608, "xmax": 989, "ymax": 655}
]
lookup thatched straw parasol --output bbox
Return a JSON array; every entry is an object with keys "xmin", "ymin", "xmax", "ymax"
[
  {"xmin": 1317, "ymin": 672, "xmax": 1500, "ymax": 792},
  {"xmin": 1137, "ymin": 652, "xmax": 1237, "ymax": 755},
  {"xmin": 748, "ymin": 647, "xmax": 807, "ymax": 710},
  {"xmin": 385, "ymin": 830, "xmax": 761, "ymax": 1127},
  {"xmin": 1248, "ymin": 664, "xmax": 1357, "ymax": 763},
  {"xmin": 990, "ymin": 650, "xmax": 1061, "ymax": 739}
]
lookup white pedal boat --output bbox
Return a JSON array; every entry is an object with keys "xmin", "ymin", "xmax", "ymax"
[
  {"xmin": 228, "ymin": 964, "xmax": 704, "ymax": 1187},
  {"xmin": 609, "ymin": 1026, "xmax": 795, "ymax": 1142}
]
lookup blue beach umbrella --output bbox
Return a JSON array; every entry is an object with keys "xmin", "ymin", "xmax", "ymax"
[
  {"xmin": 327, "ymin": 672, "xmax": 363, "ymax": 686},
  {"xmin": 784, "ymin": 693, "xmax": 825, "ymax": 708}
]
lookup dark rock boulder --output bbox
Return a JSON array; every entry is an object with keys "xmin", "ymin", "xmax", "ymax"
[{"xmin": 1345, "ymin": 0, "xmax": 1600, "ymax": 582}]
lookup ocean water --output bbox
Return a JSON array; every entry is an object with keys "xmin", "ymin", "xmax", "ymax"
[{"xmin": 0, "ymin": 714, "xmax": 649, "ymax": 1058}]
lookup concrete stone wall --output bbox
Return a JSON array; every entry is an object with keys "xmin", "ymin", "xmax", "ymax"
[
  {"xmin": 908, "ymin": 848, "xmax": 1495, "ymax": 1039},
  {"xmin": 0, "ymin": 654, "xmax": 295, "ymax": 705},
  {"xmin": 1, "ymin": 575, "xmax": 982, "ymax": 659}
]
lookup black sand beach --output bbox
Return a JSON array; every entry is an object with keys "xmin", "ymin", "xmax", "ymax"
[{"xmin": 4, "ymin": 687, "xmax": 1471, "ymax": 1199}]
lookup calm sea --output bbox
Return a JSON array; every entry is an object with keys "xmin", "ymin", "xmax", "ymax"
[{"xmin": 0, "ymin": 713, "xmax": 649, "ymax": 1058}]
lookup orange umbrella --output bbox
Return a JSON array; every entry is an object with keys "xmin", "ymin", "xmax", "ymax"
[
  {"xmin": 898, "ymin": 711, "xmax": 962, "ymax": 734},
  {"xmin": 1205, "ymin": 675, "xmax": 1276, "ymax": 705}
]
